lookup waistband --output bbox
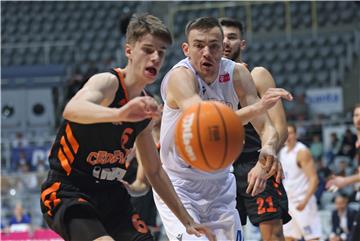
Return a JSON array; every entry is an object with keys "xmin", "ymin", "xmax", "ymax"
[{"xmin": 163, "ymin": 165, "xmax": 230, "ymax": 181}]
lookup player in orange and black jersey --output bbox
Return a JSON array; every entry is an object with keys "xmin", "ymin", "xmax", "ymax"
[
  {"xmin": 219, "ymin": 17, "xmax": 291, "ymax": 241},
  {"xmin": 40, "ymin": 14, "xmax": 215, "ymax": 241}
]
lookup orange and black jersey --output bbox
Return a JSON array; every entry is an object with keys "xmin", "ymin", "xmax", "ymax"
[{"xmin": 47, "ymin": 68, "xmax": 151, "ymax": 188}]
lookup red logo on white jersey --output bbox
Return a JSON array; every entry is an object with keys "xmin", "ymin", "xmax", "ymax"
[{"xmin": 219, "ymin": 73, "xmax": 230, "ymax": 83}]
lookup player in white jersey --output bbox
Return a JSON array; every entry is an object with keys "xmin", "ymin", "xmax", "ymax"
[
  {"xmin": 279, "ymin": 124, "xmax": 321, "ymax": 241},
  {"xmin": 154, "ymin": 17, "xmax": 293, "ymax": 241}
]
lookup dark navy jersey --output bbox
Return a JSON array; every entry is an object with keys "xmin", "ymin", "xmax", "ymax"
[{"xmin": 48, "ymin": 68, "xmax": 151, "ymax": 188}]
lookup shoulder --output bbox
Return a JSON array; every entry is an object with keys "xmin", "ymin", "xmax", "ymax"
[
  {"xmin": 167, "ymin": 66, "xmax": 196, "ymax": 84},
  {"xmin": 233, "ymin": 62, "xmax": 252, "ymax": 83},
  {"xmin": 251, "ymin": 66, "xmax": 277, "ymax": 90},
  {"xmin": 86, "ymin": 72, "xmax": 118, "ymax": 89},
  {"xmin": 297, "ymin": 143, "xmax": 312, "ymax": 159},
  {"xmin": 251, "ymin": 66, "xmax": 269, "ymax": 75}
]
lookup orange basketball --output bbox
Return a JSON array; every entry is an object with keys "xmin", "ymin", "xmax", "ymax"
[{"xmin": 175, "ymin": 101, "xmax": 244, "ymax": 172}]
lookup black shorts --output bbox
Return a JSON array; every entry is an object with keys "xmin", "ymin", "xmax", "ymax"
[
  {"xmin": 233, "ymin": 159, "xmax": 291, "ymax": 226},
  {"xmin": 40, "ymin": 171, "xmax": 153, "ymax": 241}
]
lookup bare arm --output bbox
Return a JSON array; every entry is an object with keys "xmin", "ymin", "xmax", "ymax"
[
  {"xmin": 63, "ymin": 73, "xmax": 160, "ymax": 124},
  {"xmin": 166, "ymin": 67, "xmax": 202, "ymax": 110},
  {"xmin": 296, "ymin": 148, "xmax": 319, "ymax": 211},
  {"xmin": 233, "ymin": 64, "xmax": 280, "ymax": 149},
  {"xmin": 135, "ymin": 125, "xmax": 215, "ymax": 240},
  {"xmin": 251, "ymin": 67, "xmax": 288, "ymax": 151},
  {"xmin": 326, "ymin": 173, "xmax": 360, "ymax": 190},
  {"xmin": 121, "ymin": 149, "xmax": 150, "ymax": 197}
]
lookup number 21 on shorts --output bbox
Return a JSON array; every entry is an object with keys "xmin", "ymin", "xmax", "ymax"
[{"xmin": 256, "ymin": 196, "xmax": 277, "ymax": 215}]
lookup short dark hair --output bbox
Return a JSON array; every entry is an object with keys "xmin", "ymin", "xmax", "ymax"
[
  {"xmin": 126, "ymin": 13, "xmax": 172, "ymax": 45},
  {"xmin": 288, "ymin": 123, "xmax": 297, "ymax": 133},
  {"xmin": 185, "ymin": 16, "xmax": 224, "ymax": 41},
  {"xmin": 218, "ymin": 17, "xmax": 245, "ymax": 36},
  {"xmin": 354, "ymin": 103, "xmax": 360, "ymax": 110}
]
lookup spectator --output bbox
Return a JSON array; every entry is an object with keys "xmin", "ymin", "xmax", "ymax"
[
  {"xmin": 12, "ymin": 150, "xmax": 30, "ymax": 172},
  {"xmin": 329, "ymin": 193, "xmax": 357, "ymax": 241},
  {"xmin": 339, "ymin": 128, "xmax": 357, "ymax": 159},
  {"xmin": 8, "ymin": 202, "xmax": 31, "ymax": 232},
  {"xmin": 326, "ymin": 132, "xmax": 342, "ymax": 165},
  {"xmin": 11, "ymin": 132, "xmax": 29, "ymax": 149},
  {"xmin": 336, "ymin": 159, "xmax": 352, "ymax": 177},
  {"xmin": 310, "ymin": 134, "xmax": 324, "ymax": 161},
  {"xmin": 16, "ymin": 161, "xmax": 38, "ymax": 192},
  {"xmin": 315, "ymin": 158, "xmax": 332, "ymax": 207}
]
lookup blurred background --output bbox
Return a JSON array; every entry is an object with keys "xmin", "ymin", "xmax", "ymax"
[{"xmin": 1, "ymin": 1, "xmax": 359, "ymax": 240}]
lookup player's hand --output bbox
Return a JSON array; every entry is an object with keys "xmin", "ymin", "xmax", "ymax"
[
  {"xmin": 185, "ymin": 222, "xmax": 217, "ymax": 241},
  {"xmin": 120, "ymin": 179, "xmax": 150, "ymax": 197},
  {"xmin": 246, "ymin": 161, "xmax": 267, "ymax": 196},
  {"xmin": 258, "ymin": 146, "xmax": 284, "ymax": 183},
  {"xmin": 326, "ymin": 175, "xmax": 347, "ymax": 190},
  {"xmin": 296, "ymin": 200, "xmax": 307, "ymax": 211},
  {"xmin": 118, "ymin": 96, "xmax": 161, "ymax": 122},
  {"xmin": 259, "ymin": 88, "xmax": 293, "ymax": 111}
]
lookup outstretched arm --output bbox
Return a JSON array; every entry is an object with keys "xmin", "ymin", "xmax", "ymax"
[
  {"xmin": 251, "ymin": 67, "xmax": 288, "ymax": 151},
  {"xmin": 63, "ymin": 73, "xmax": 160, "ymax": 124},
  {"xmin": 135, "ymin": 125, "xmax": 216, "ymax": 241},
  {"xmin": 326, "ymin": 173, "xmax": 360, "ymax": 190}
]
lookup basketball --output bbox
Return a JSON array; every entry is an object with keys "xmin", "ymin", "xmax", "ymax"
[{"xmin": 175, "ymin": 101, "xmax": 244, "ymax": 172}]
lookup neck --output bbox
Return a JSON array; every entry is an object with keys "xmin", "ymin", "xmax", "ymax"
[
  {"xmin": 356, "ymin": 131, "xmax": 360, "ymax": 148},
  {"xmin": 235, "ymin": 55, "xmax": 243, "ymax": 63},
  {"xmin": 123, "ymin": 65, "xmax": 146, "ymax": 99},
  {"xmin": 287, "ymin": 141, "xmax": 296, "ymax": 150}
]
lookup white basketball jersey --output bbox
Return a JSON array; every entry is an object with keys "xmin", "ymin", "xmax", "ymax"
[
  {"xmin": 160, "ymin": 57, "xmax": 239, "ymax": 179},
  {"xmin": 279, "ymin": 141, "xmax": 310, "ymax": 201}
]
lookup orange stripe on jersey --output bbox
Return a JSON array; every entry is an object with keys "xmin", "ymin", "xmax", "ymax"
[
  {"xmin": 114, "ymin": 68, "xmax": 129, "ymax": 103},
  {"xmin": 41, "ymin": 182, "xmax": 61, "ymax": 203},
  {"xmin": 65, "ymin": 124, "xmax": 79, "ymax": 153},
  {"xmin": 60, "ymin": 136, "xmax": 74, "ymax": 164},
  {"xmin": 57, "ymin": 149, "xmax": 72, "ymax": 175}
]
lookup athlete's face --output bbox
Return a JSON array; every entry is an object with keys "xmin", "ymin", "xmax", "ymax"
[
  {"xmin": 353, "ymin": 106, "xmax": 360, "ymax": 131},
  {"xmin": 182, "ymin": 27, "xmax": 223, "ymax": 82},
  {"xmin": 222, "ymin": 26, "xmax": 245, "ymax": 61},
  {"xmin": 286, "ymin": 126, "xmax": 297, "ymax": 146},
  {"xmin": 126, "ymin": 33, "xmax": 168, "ymax": 83}
]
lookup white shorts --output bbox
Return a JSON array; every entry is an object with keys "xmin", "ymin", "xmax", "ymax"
[
  {"xmin": 283, "ymin": 196, "xmax": 322, "ymax": 240},
  {"xmin": 153, "ymin": 173, "xmax": 243, "ymax": 241}
]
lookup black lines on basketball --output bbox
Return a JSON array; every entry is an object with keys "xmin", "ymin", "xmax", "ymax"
[
  {"xmin": 212, "ymin": 102, "xmax": 228, "ymax": 169},
  {"xmin": 196, "ymin": 102, "xmax": 210, "ymax": 170}
]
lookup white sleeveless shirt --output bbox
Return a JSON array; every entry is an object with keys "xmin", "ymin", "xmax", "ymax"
[
  {"xmin": 160, "ymin": 57, "xmax": 239, "ymax": 180},
  {"xmin": 279, "ymin": 141, "xmax": 310, "ymax": 201}
]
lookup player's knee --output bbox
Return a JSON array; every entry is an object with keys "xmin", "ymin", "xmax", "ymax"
[{"xmin": 259, "ymin": 219, "xmax": 285, "ymax": 241}]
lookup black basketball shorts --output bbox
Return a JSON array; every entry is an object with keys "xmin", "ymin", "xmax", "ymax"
[
  {"xmin": 40, "ymin": 171, "xmax": 154, "ymax": 241},
  {"xmin": 233, "ymin": 159, "xmax": 292, "ymax": 226}
]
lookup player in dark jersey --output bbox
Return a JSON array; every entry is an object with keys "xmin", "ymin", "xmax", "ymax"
[
  {"xmin": 219, "ymin": 17, "xmax": 291, "ymax": 241},
  {"xmin": 40, "ymin": 14, "xmax": 215, "ymax": 241},
  {"xmin": 326, "ymin": 104, "xmax": 360, "ymax": 241}
]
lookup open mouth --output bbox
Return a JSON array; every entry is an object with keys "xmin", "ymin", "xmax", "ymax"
[
  {"xmin": 224, "ymin": 49, "xmax": 231, "ymax": 55},
  {"xmin": 145, "ymin": 67, "xmax": 157, "ymax": 77},
  {"xmin": 202, "ymin": 62, "xmax": 212, "ymax": 68}
]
